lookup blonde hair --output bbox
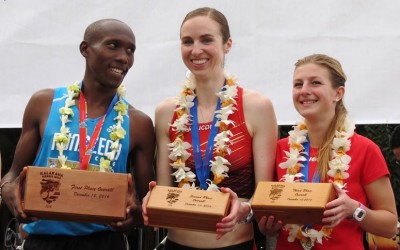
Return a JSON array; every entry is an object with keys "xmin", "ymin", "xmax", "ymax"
[{"xmin": 295, "ymin": 54, "xmax": 348, "ymax": 181}]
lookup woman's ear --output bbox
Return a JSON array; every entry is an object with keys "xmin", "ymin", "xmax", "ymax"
[
  {"xmin": 335, "ymin": 86, "xmax": 345, "ymax": 102},
  {"xmin": 224, "ymin": 37, "xmax": 232, "ymax": 54}
]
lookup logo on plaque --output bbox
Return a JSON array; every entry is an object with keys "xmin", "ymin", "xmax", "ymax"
[
  {"xmin": 269, "ymin": 184, "xmax": 284, "ymax": 201},
  {"xmin": 166, "ymin": 190, "xmax": 180, "ymax": 205},
  {"xmin": 39, "ymin": 171, "xmax": 63, "ymax": 204}
]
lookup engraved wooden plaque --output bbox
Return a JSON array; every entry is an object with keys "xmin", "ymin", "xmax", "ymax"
[
  {"xmin": 146, "ymin": 185, "xmax": 231, "ymax": 233},
  {"xmin": 23, "ymin": 166, "xmax": 129, "ymax": 223},
  {"xmin": 251, "ymin": 181, "xmax": 336, "ymax": 224}
]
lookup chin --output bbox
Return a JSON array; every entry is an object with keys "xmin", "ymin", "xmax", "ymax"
[{"xmin": 297, "ymin": 110, "xmax": 316, "ymax": 119}]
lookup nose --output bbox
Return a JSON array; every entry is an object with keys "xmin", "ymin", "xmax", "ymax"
[
  {"xmin": 299, "ymin": 83, "xmax": 311, "ymax": 95},
  {"xmin": 116, "ymin": 48, "xmax": 133, "ymax": 65},
  {"xmin": 191, "ymin": 41, "xmax": 203, "ymax": 56}
]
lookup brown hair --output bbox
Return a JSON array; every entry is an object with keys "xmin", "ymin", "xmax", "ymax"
[
  {"xmin": 180, "ymin": 7, "xmax": 231, "ymax": 44},
  {"xmin": 295, "ymin": 54, "xmax": 348, "ymax": 181}
]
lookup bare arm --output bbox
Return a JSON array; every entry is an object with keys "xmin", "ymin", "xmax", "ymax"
[
  {"xmin": 218, "ymin": 90, "xmax": 278, "ymax": 237},
  {"xmin": 360, "ymin": 177, "xmax": 397, "ymax": 237},
  {"xmin": 141, "ymin": 97, "xmax": 175, "ymax": 225},
  {"xmin": 324, "ymin": 177, "xmax": 397, "ymax": 238},
  {"xmin": 243, "ymin": 89, "xmax": 278, "ymax": 185},
  {"xmin": 363, "ymin": 177, "xmax": 398, "ymax": 237},
  {"xmin": 118, "ymin": 108, "xmax": 155, "ymax": 228},
  {"xmin": 129, "ymin": 108, "xmax": 156, "ymax": 200},
  {"xmin": 155, "ymin": 97, "xmax": 176, "ymax": 186},
  {"xmin": 1, "ymin": 89, "xmax": 53, "ymax": 220}
]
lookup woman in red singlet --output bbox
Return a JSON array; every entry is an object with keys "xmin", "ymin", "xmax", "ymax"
[
  {"xmin": 258, "ymin": 54, "xmax": 397, "ymax": 250},
  {"xmin": 142, "ymin": 7, "xmax": 278, "ymax": 250}
]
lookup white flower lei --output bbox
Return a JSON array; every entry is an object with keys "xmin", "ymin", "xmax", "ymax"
[
  {"xmin": 54, "ymin": 82, "xmax": 128, "ymax": 172},
  {"xmin": 168, "ymin": 71, "xmax": 238, "ymax": 191},
  {"xmin": 279, "ymin": 118, "xmax": 355, "ymax": 248}
]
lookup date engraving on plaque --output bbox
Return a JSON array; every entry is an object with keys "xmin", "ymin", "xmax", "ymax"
[
  {"xmin": 70, "ymin": 184, "xmax": 114, "ymax": 200},
  {"xmin": 185, "ymin": 194, "xmax": 214, "ymax": 208}
]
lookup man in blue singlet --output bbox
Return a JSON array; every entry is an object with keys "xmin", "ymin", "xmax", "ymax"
[{"xmin": 0, "ymin": 19, "xmax": 155, "ymax": 250}]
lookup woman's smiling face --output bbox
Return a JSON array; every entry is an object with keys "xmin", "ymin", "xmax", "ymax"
[
  {"xmin": 292, "ymin": 63, "xmax": 342, "ymax": 120},
  {"xmin": 180, "ymin": 16, "xmax": 231, "ymax": 79}
]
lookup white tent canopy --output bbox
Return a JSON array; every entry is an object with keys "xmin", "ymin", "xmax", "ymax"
[{"xmin": 1, "ymin": 0, "xmax": 400, "ymax": 127}]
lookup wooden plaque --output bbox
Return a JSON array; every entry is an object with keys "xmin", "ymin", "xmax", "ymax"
[
  {"xmin": 146, "ymin": 185, "xmax": 231, "ymax": 233},
  {"xmin": 251, "ymin": 181, "xmax": 336, "ymax": 225},
  {"xmin": 23, "ymin": 166, "xmax": 129, "ymax": 223}
]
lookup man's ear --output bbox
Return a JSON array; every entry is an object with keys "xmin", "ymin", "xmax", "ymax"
[{"xmin": 80, "ymin": 41, "xmax": 88, "ymax": 57}]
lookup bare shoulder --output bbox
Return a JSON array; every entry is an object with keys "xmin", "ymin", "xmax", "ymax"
[
  {"xmin": 29, "ymin": 88, "xmax": 54, "ymax": 105},
  {"xmin": 155, "ymin": 97, "xmax": 177, "ymax": 126},
  {"xmin": 24, "ymin": 88, "xmax": 54, "ymax": 122},
  {"xmin": 127, "ymin": 105, "xmax": 153, "ymax": 127},
  {"xmin": 242, "ymin": 88, "xmax": 274, "ymax": 112},
  {"xmin": 155, "ymin": 97, "xmax": 176, "ymax": 116},
  {"xmin": 241, "ymin": 88, "xmax": 277, "ymax": 136}
]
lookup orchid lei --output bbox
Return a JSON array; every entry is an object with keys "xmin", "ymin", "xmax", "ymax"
[
  {"xmin": 168, "ymin": 71, "xmax": 238, "ymax": 191},
  {"xmin": 53, "ymin": 82, "xmax": 128, "ymax": 172},
  {"xmin": 279, "ymin": 119, "xmax": 355, "ymax": 249}
]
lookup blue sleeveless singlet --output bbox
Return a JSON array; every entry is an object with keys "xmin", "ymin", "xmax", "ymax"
[{"xmin": 24, "ymin": 86, "xmax": 130, "ymax": 236}]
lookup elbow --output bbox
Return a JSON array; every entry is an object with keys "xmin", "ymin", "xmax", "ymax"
[{"xmin": 381, "ymin": 222, "xmax": 398, "ymax": 239}]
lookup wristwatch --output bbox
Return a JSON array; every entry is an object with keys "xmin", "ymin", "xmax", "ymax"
[
  {"xmin": 237, "ymin": 202, "xmax": 254, "ymax": 224},
  {"xmin": 353, "ymin": 203, "xmax": 367, "ymax": 222}
]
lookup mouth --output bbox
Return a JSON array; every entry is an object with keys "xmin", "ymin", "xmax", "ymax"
[
  {"xmin": 110, "ymin": 67, "xmax": 125, "ymax": 76},
  {"xmin": 191, "ymin": 58, "xmax": 208, "ymax": 65},
  {"xmin": 300, "ymin": 100, "xmax": 317, "ymax": 105}
]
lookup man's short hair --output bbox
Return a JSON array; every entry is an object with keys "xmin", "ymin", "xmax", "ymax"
[{"xmin": 390, "ymin": 125, "xmax": 400, "ymax": 149}]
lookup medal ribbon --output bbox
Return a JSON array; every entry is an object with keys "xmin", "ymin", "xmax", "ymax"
[
  {"xmin": 78, "ymin": 89, "xmax": 118, "ymax": 170},
  {"xmin": 190, "ymin": 98, "xmax": 221, "ymax": 190},
  {"xmin": 301, "ymin": 136, "xmax": 321, "ymax": 229},
  {"xmin": 301, "ymin": 137, "xmax": 321, "ymax": 183}
]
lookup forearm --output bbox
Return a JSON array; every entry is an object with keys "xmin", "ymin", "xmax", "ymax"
[{"xmin": 358, "ymin": 208, "xmax": 398, "ymax": 238}]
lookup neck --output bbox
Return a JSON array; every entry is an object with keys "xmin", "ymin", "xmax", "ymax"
[
  {"xmin": 305, "ymin": 119, "xmax": 332, "ymax": 148},
  {"xmin": 80, "ymin": 81, "xmax": 118, "ymax": 118},
  {"xmin": 194, "ymin": 73, "xmax": 225, "ymax": 108}
]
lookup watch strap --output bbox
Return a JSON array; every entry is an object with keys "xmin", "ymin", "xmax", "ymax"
[{"xmin": 237, "ymin": 202, "xmax": 253, "ymax": 224}]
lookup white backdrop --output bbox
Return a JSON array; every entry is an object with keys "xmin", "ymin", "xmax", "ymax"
[{"xmin": 1, "ymin": 0, "xmax": 400, "ymax": 128}]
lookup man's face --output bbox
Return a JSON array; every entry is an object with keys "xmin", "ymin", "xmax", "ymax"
[
  {"xmin": 393, "ymin": 147, "xmax": 400, "ymax": 166},
  {"xmin": 84, "ymin": 20, "xmax": 136, "ymax": 89}
]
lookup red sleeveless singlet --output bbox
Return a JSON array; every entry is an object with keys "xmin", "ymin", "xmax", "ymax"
[{"xmin": 169, "ymin": 87, "xmax": 254, "ymax": 198}]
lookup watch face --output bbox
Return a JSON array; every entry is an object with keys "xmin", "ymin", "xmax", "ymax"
[
  {"xmin": 354, "ymin": 207, "xmax": 366, "ymax": 221},
  {"xmin": 356, "ymin": 212, "xmax": 365, "ymax": 219}
]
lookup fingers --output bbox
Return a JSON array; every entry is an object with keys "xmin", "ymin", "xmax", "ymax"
[
  {"xmin": 258, "ymin": 216, "xmax": 268, "ymax": 233},
  {"xmin": 258, "ymin": 216, "xmax": 283, "ymax": 236},
  {"xmin": 215, "ymin": 187, "xmax": 241, "ymax": 240},
  {"xmin": 110, "ymin": 215, "xmax": 134, "ymax": 231},
  {"xmin": 331, "ymin": 181, "xmax": 344, "ymax": 195},
  {"xmin": 149, "ymin": 181, "xmax": 157, "ymax": 190},
  {"xmin": 141, "ymin": 181, "xmax": 157, "ymax": 225},
  {"xmin": 219, "ymin": 188, "xmax": 240, "ymax": 223},
  {"xmin": 6, "ymin": 179, "xmax": 27, "ymax": 220},
  {"xmin": 127, "ymin": 173, "xmax": 133, "ymax": 191}
]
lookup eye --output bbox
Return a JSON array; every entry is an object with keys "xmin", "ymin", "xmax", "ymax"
[
  {"xmin": 201, "ymin": 37, "xmax": 214, "ymax": 44},
  {"xmin": 293, "ymin": 82, "xmax": 303, "ymax": 88},
  {"xmin": 181, "ymin": 38, "xmax": 193, "ymax": 46},
  {"xmin": 312, "ymin": 81, "xmax": 322, "ymax": 85},
  {"xmin": 127, "ymin": 47, "xmax": 136, "ymax": 54},
  {"xmin": 108, "ymin": 42, "xmax": 117, "ymax": 49}
]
